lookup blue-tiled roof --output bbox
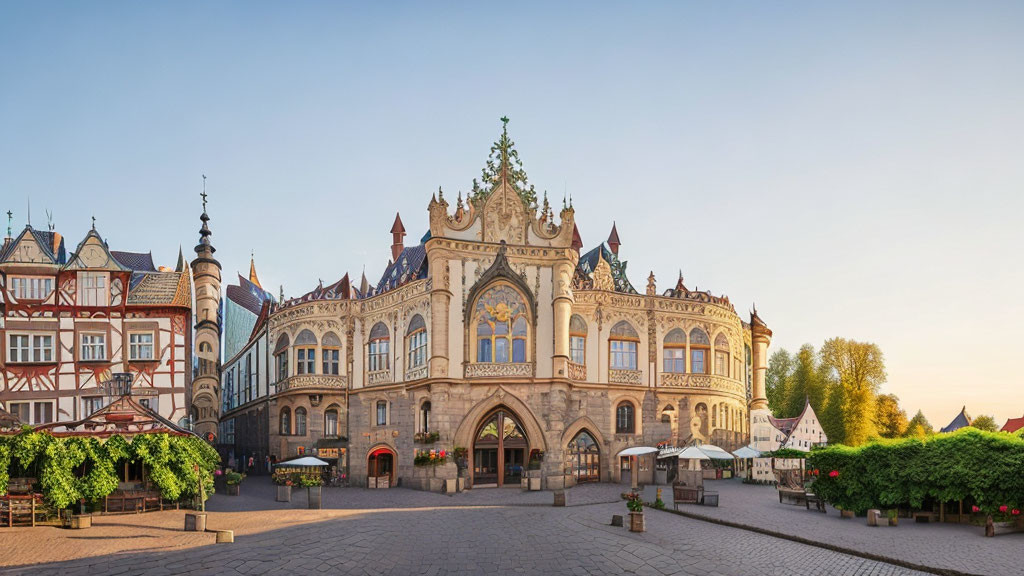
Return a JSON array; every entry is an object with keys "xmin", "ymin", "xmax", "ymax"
[
  {"xmin": 111, "ymin": 251, "xmax": 156, "ymax": 271},
  {"xmin": 373, "ymin": 243, "xmax": 428, "ymax": 296},
  {"xmin": 576, "ymin": 242, "xmax": 637, "ymax": 294},
  {"xmin": 940, "ymin": 408, "xmax": 971, "ymax": 433}
]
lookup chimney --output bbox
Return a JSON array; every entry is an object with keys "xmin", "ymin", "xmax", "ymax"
[
  {"xmin": 390, "ymin": 212, "xmax": 406, "ymax": 262},
  {"xmin": 607, "ymin": 222, "xmax": 621, "ymax": 255}
]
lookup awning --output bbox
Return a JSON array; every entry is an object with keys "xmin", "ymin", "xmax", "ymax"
[
  {"xmin": 276, "ymin": 456, "xmax": 330, "ymax": 467},
  {"xmin": 617, "ymin": 446, "xmax": 659, "ymax": 457},
  {"xmin": 695, "ymin": 444, "xmax": 735, "ymax": 460},
  {"xmin": 675, "ymin": 446, "xmax": 711, "ymax": 460},
  {"xmin": 732, "ymin": 445, "xmax": 762, "ymax": 459}
]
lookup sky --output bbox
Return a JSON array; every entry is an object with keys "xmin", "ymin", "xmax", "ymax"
[{"xmin": 2, "ymin": 1, "xmax": 1022, "ymax": 427}]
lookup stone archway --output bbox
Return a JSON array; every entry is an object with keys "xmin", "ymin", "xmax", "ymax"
[
  {"xmin": 367, "ymin": 444, "xmax": 397, "ymax": 488},
  {"xmin": 454, "ymin": 390, "xmax": 547, "ymax": 488},
  {"xmin": 561, "ymin": 416, "xmax": 607, "ymax": 483}
]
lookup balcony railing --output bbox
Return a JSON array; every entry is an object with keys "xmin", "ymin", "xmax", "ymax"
[
  {"xmin": 659, "ymin": 373, "xmax": 744, "ymax": 396},
  {"xmin": 368, "ymin": 370, "xmax": 392, "ymax": 386},
  {"xmin": 464, "ymin": 362, "xmax": 535, "ymax": 379},
  {"xmin": 405, "ymin": 365, "xmax": 429, "ymax": 382},
  {"xmin": 609, "ymin": 369, "xmax": 643, "ymax": 385},
  {"xmin": 567, "ymin": 361, "xmax": 586, "ymax": 381},
  {"xmin": 276, "ymin": 374, "xmax": 347, "ymax": 393}
]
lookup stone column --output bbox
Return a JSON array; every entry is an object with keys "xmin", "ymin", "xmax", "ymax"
[
  {"xmin": 429, "ymin": 259, "xmax": 450, "ymax": 378},
  {"xmin": 552, "ymin": 261, "xmax": 573, "ymax": 378},
  {"xmin": 749, "ymin": 312, "xmax": 772, "ymax": 411}
]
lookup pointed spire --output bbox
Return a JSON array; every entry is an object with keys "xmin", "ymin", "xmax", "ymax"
[
  {"xmin": 391, "ymin": 212, "xmax": 406, "ymax": 262},
  {"xmin": 175, "ymin": 246, "xmax": 186, "ymax": 272},
  {"xmin": 647, "ymin": 271, "xmax": 656, "ymax": 296},
  {"xmin": 607, "ymin": 222, "xmax": 621, "ymax": 255},
  {"xmin": 479, "ymin": 116, "xmax": 536, "ymax": 206},
  {"xmin": 360, "ymin": 269, "xmax": 369, "ymax": 296},
  {"xmin": 5, "ymin": 210, "xmax": 11, "ymax": 239},
  {"xmin": 571, "ymin": 223, "xmax": 583, "ymax": 253},
  {"xmin": 195, "ymin": 175, "xmax": 215, "ymax": 255},
  {"xmin": 248, "ymin": 253, "xmax": 263, "ymax": 290}
]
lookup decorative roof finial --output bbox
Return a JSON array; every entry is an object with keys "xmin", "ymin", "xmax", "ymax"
[
  {"xmin": 91, "ymin": 215, "xmax": 96, "ymax": 231},
  {"xmin": 647, "ymin": 271, "xmax": 656, "ymax": 296},
  {"xmin": 6, "ymin": 210, "xmax": 12, "ymax": 238},
  {"xmin": 201, "ymin": 174, "xmax": 208, "ymax": 213}
]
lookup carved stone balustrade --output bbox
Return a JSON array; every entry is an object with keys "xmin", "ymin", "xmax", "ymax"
[
  {"xmin": 405, "ymin": 366, "xmax": 429, "ymax": 382},
  {"xmin": 659, "ymin": 373, "xmax": 744, "ymax": 398},
  {"xmin": 276, "ymin": 375, "xmax": 347, "ymax": 393},
  {"xmin": 609, "ymin": 369, "xmax": 643, "ymax": 385},
  {"xmin": 567, "ymin": 362, "xmax": 586, "ymax": 381},
  {"xmin": 368, "ymin": 370, "xmax": 392, "ymax": 386},
  {"xmin": 464, "ymin": 362, "xmax": 535, "ymax": 379}
]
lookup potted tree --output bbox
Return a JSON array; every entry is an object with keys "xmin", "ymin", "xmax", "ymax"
[
  {"xmin": 300, "ymin": 472, "xmax": 324, "ymax": 509},
  {"xmin": 224, "ymin": 471, "xmax": 245, "ymax": 496},
  {"xmin": 626, "ymin": 492, "xmax": 645, "ymax": 532},
  {"xmin": 273, "ymin": 471, "xmax": 293, "ymax": 502}
]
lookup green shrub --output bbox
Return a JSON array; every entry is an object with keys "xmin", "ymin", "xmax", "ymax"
[{"xmin": 807, "ymin": 428, "xmax": 1024, "ymax": 514}]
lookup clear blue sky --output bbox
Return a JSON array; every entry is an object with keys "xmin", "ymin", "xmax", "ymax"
[{"xmin": 2, "ymin": 1, "xmax": 1022, "ymax": 427}]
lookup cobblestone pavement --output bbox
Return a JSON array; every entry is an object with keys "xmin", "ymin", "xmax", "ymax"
[
  {"xmin": 641, "ymin": 479, "xmax": 1022, "ymax": 576},
  {"xmin": 2, "ymin": 481, "xmax": 932, "ymax": 576}
]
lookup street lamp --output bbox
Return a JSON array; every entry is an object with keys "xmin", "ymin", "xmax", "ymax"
[{"xmin": 102, "ymin": 372, "xmax": 135, "ymax": 399}]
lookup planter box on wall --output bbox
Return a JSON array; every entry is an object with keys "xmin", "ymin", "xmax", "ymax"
[{"xmin": 226, "ymin": 484, "xmax": 240, "ymax": 496}]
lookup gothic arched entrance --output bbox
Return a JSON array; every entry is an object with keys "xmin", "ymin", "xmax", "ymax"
[
  {"xmin": 473, "ymin": 409, "xmax": 528, "ymax": 487},
  {"xmin": 568, "ymin": 430, "xmax": 600, "ymax": 483},
  {"xmin": 367, "ymin": 446, "xmax": 395, "ymax": 488}
]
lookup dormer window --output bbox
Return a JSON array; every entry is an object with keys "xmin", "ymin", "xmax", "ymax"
[
  {"xmin": 10, "ymin": 276, "xmax": 53, "ymax": 301},
  {"xmin": 78, "ymin": 272, "xmax": 109, "ymax": 306}
]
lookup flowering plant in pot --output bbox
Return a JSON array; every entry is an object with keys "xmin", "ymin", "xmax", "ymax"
[{"xmin": 625, "ymin": 492, "xmax": 645, "ymax": 532}]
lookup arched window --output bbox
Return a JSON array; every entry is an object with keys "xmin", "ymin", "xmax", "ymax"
[
  {"xmin": 569, "ymin": 314, "xmax": 587, "ymax": 365},
  {"xmin": 198, "ymin": 342, "xmax": 214, "ymax": 376},
  {"xmin": 609, "ymin": 321, "xmax": 638, "ymax": 371},
  {"xmin": 406, "ymin": 315, "xmax": 427, "ymax": 370},
  {"xmin": 714, "ymin": 333, "xmax": 729, "ymax": 376},
  {"xmin": 661, "ymin": 404, "xmax": 675, "ymax": 423},
  {"xmin": 368, "ymin": 323, "xmax": 390, "ymax": 371},
  {"xmin": 322, "ymin": 332, "xmax": 341, "ymax": 375},
  {"xmin": 279, "ymin": 407, "xmax": 291, "ymax": 435},
  {"xmin": 420, "ymin": 401, "xmax": 431, "ymax": 434},
  {"xmin": 376, "ymin": 400, "xmax": 388, "ymax": 426},
  {"xmin": 295, "ymin": 330, "xmax": 317, "ymax": 375},
  {"xmin": 568, "ymin": 430, "xmax": 600, "ymax": 483},
  {"xmin": 689, "ymin": 328, "xmax": 710, "ymax": 374},
  {"xmin": 274, "ymin": 334, "xmax": 290, "ymax": 381},
  {"xmin": 294, "ymin": 407, "xmax": 307, "ymax": 436},
  {"xmin": 324, "ymin": 405, "xmax": 340, "ymax": 437},
  {"xmin": 615, "ymin": 401, "xmax": 635, "ymax": 434},
  {"xmin": 663, "ymin": 328, "xmax": 686, "ymax": 373},
  {"xmin": 474, "ymin": 284, "xmax": 530, "ymax": 363}
]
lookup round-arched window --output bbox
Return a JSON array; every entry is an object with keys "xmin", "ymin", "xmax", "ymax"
[{"xmin": 474, "ymin": 284, "xmax": 529, "ymax": 363}]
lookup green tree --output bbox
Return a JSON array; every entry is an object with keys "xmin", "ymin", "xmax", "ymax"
[
  {"xmin": 784, "ymin": 344, "xmax": 827, "ymax": 418},
  {"xmin": 874, "ymin": 393, "xmax": 909, "ymax": 438},
  {"xmin": 820, "ymin": 380, "xmax": 846, "ymax": 444},
  {"xmin": 905, "ymin": 410, "xmax": 934, "ymax": 438},
  {"xmin": 820, "ymin": 338, "xmax": 886, "ymax": 446},
  {"xmin": 970, "ymin": 414, "xmax": 999, "ymax": 432},
  {"xmin": 766, "ymin": 349, "xmax": 793, "ymax": 415}
]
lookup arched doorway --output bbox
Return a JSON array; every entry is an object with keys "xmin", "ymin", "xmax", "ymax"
[
  {"xmin": 568, "ymin": 430, "xmax": 600, "ymax": 483},
  {"xmin": 367, "ymin": 446, "xmax": 395, "ymax": 488},
  {"xmin": 473, "ymin": 409, "xmax": 528, "ymax": 487}
]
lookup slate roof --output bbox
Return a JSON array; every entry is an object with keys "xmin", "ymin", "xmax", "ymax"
[
  {"xmin": 111, "ymin": 251, "xmax": 156, "ymax": 271},
  {"xmin": 1001, "ymin": 416, "xmax": 1024, "ymax": 434},
  {"xmin": 940, "ymin": 407, "xmax": 972, "ymax": 433},
  {"xmin": 0, "ymin": 226, "xmax": 66, "ymax": 264},
  {"xmin": 227, "ymin": 282, "xmax": 265, "ymax": 315},
  {"xmin": 279, "ymin": 273, "xmax": 351, "ymax": 309},
  {"xmin": 126, "ymin": 271, "xmax": 190, "ymax": 307},
  {"xmin": 373, "ymin": 243, "xmax": 428, "ymax": 296},
  {"xmin": 576, "ymin": 242, "xmax": 637, "ymax": 294}
]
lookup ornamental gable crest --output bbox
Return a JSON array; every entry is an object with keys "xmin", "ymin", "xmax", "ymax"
[{"xmin": 64, "ymin": 229, "xmax": 128, "ymax": 271}]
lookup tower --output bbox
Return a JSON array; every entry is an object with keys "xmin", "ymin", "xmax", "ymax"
[{"xmin": 190, "ymin": 181, "xmax": 223, "ymax": 441}]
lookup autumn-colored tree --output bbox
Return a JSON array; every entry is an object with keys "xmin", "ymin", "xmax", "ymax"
[
  {"xmin": 905, "ymin": 410, "xmax": 934, "ymax": 438},
  {"xmin": 820, "ymin": 338, "xmax": 886, "ymax": 446},
  {"xmin": 766, "ymin": 349, "xmax": 793, "ymax": 416},
  {"xmin": 874, "ymin": 393, "xmax": 909, "ymax": 438},
  {"xmin": 970, "ymin": 414, "xmax": 999, "ymax": 432}
]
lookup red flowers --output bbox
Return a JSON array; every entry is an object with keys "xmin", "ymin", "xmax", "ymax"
[
  {"xmin": 999, "ymin": 505, "xmax": 1008, "ymax": 513},
  {"xmin": 1013, "ymin": 509, "xmax": 1021, "ymax": 516},
  {"xmin": 971, "ymin": 505, "xmax": 980, "ymax": 513},
  {"xmin": 828, "ymin": 470, "xmax": 839, "ymax": 478}
]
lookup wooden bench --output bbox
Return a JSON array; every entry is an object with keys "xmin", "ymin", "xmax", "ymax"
[
  {"xmin": 778, "ymin": 487, "xmax": 809, "ymax": 506},
  {"xmin": 805, "ymin": 493, "xmax": 826, "ymax": 513},
  {"xmin": 673, "ymin": 485, "xmax": 704, "ymax": 509},
  {"xmin": 2, "ymin": 495, "xmax": 47, "ymax": 527}
]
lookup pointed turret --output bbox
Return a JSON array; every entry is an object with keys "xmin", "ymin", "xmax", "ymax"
[
  {"xmin": 189, "ymin": 176, "xmax": 222, "ymax": 441},
  {"xmin": 390, "ymin": 212, "xmax": 406, "ymax": 262},
  {"xmin": 607, "ymin": 222, "xmax": 621, "ymax": 255},
  {"xmin": 248, "ymin": 254, "xmax": 263, "ymax": 290},
  {"xmin": 360, "ymin": 270, "xmax": 369, "ymax": 296},
  {"xmin": 174, "ymin": 246, "xmax": 186, "ymax": 272},
  {"xmin": 571, "ymin": 223, "xmax": 583, "ymax": 254}
]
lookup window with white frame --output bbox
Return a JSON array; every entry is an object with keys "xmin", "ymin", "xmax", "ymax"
[
  {"xmin": 406, "ymin": 315, "xmax": 427, "ymax": 369},
  {"xmin": 80, "ymin": 333, "xmax": 107, "ymax": 361},
  {"xmin": 662, "ymin": 328, "xmax": 686, "ymax": 373},
  {"xmin": 78, "ymin": 272, "xmax": 109, "ymax": 306},
  {"xmin": 129, "ymin": 332, "xmax": 155, "ymax": 361},
  {"xmin": 376, "ymin": 400, "xmax": 388, "ymax": 426},
  {"xmin": 609, "ymin": 321, "xmax": 638, "ymax": 371},
  {"xmin": 7, "ymin": 333, "xmax": 54, "ymax": 363},
  {"xmin": 10, "ymin": 276, "xmax": 53, "ymax": 300},
  {"xmin": 322, "ymin": 332, "xmax": 341, "ymax": 375},
  {"xmin": 569, "ymin": 314, "xmax": 587, "ymax": 365},
  {"xmin": 295, "ymin": 330, "xmax": 317, "ymax": 375}
]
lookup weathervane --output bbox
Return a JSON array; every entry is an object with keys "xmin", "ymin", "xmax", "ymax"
[
  {"xmin": 6, "ymin": 210, "xmax": 12, "ymax": 237},
  {"xmin": 201, "ymin": 174, "xmax": 208, "ymax": 212},
  {"xmin": 91, "ymin": 215, "xmax": 96, "ymax": 230}
]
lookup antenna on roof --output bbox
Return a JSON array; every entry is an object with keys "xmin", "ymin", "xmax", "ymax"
[
  {"xmin": 201, "ymin": 174, "xmax": 208, "ymax": 212},
  {"xmin": 26, "ymin": 197, "xmax": 31, "ymax": 227}
]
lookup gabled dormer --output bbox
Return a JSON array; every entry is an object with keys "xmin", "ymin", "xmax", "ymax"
[
  {"xmin": 0, "ymin": 225, "xmax": 63, "ymax": 266},
  {"xmin": 62, "ymin": 227, "xmax": 130, "ymax": 308}
]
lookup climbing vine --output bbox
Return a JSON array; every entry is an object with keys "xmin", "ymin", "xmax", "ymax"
[{"xmin": 0, "ymin": 431, "xmax": 220, "ymax": 509}]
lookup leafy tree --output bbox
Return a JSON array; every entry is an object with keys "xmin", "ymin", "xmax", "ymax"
[
  {"xmin": 970, "ymin": 414, "xmax": 998, "ymax": 432},
  {"xmin": 820, "ymin": 338, "xmax": 886, "ymax": 446},
  {"xmin": 766, "ymin": 349, "xmax": 793, "ymax": 415},
  {"xmin": 904, "ymin": 410, "xmax": 934, "ymax": 438},
  {"xmin": 784, "ymin": 344, "xmax": 827, "ymax": 418},
  {"xmin": 820, "ymin": 383, "xmax": 847, "ymax": 444},
  {"xmin": 874, "ymin": 394, "xmax": 909, "ymax": 438}
]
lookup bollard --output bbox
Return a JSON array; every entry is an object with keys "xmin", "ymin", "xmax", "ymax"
[
  {"xmin": 184, "ymin": 512, "xmax": 207, "ymax": 532},
  {"xmin": 611, "ymin": 515, "xmax": 623, "ymax": 527},
  {"xmin": 553, "ymin": 491, "xmax": 566, "ymax": 507},
  {"xmin": 215, "ymin": 530, "xmax": 234, "ymax": 543},
  {"xmin": 867, "ymin": 509, "xmax": 881, "ymax": 527}
]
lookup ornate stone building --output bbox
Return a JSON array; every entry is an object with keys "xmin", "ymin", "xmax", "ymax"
[{"xmin": 224, "ymin": 119, "xmax": 771, "ymax": 490}]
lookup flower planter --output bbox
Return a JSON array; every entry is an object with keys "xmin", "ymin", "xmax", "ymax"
[
  {"xmin": 70, "ymin": 515, "xmax": 92, "ymax": 529},
  {"xmin": 629, "ymin": 511, "xmax": 645, "ymax": 532},
  {"xmin": 307, "ymin": 486, "xmax": 322, "ymax": 509},
  {"xmin": 276, "ymin": 485, "xmax": 292, "ymax": 502},
  {"xmin": 226, "ymin": 484, "xmax": 240, "ymax": 496},
  {"xmin": 840, "ymin": 510, "xmax": 855, "ymax": 519}
]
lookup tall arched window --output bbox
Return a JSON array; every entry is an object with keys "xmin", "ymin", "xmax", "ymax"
[
  {"xmin": 663, "ymin": 328, "xmax": 686, "ymax": 373},
  {"xmin": 406, "ymin": 315, "xmax": 427, "ymax": 370},
  {"xmin": 294, "ymin": 407, "xmax": 307, "ymax": 436},
  {"xmin": 714, "ymin": 333, "xmax": 730, "ymax": 376},
  {"xmin": 295, "ymin": 330, "xmax": 317, "ymax": 375},
  {"xmin": 368, "ymin": 323, "xmax": 390, "ymax": 371},
  {"xmin": 711, "ymin": 404, "xmax": 717, "ymax": 428},
  {"xmin": 420, "ymin": 401, "xmax": 431, "ymax": 434},
  {"xmin": 376, "ymin": 400, "xmax": 388, "ymax": 426},
  {"xmin": 609, "ymin": 321, "xmax": 638, "ymax": 371},
  {"xmin": 689, "ymin": 327, "xmax": 710, "ymax": 374},
  {"xmin": 274, "ymin": 334, "xmax": 290, "ymax": 381},
  {"xmin": 569, "ymin": 314, "xmax": 587, "ymax": 365},
  {"xmin": 279, "ymin": 407, "xmax": 291, "ymax": 435},
  {"xmin": 474, "ymin": 284, "xmax": 529, "ymax": 363},
  {"xmin": 322, "ymin": 332, "xmax": 341, "ymax": 375},
  {"xmin": 198, "ymin": 342, "xmax": 214, "ymax": 376},
  {"xmin": 324, "ymin": 405, "xmax": 339, "ymax": 437},
  {"xmin": 615, "ymin": 401, "xmax": 635, "ymax": 434}
]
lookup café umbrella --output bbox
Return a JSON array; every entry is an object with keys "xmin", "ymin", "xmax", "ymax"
[
  {"xmin": 617, "ymin": 446, "xmax": 659, "ymax": 490},
  {"xmin": 276, "ymin": 456, "xmax": 330, "ymax": 467}
]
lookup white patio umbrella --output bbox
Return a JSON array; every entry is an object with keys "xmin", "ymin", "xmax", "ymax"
[
  {"xmin": 696, "ymin": 444, "xmax": 735, "ymax": 460},
  {"xmin": 676, "ymin": 446, "xmax": 712, "ymax": 460},
  {"xmin": 277, "ymin": 456, "xmax": 330, "ymax": 467},
  {"xmin": 732, "ymin": 445, "xmax": 761, "ymax": 459},
  {"xmin": 616, "ymin": 447, "xmax": 659, "ymax": 490}
]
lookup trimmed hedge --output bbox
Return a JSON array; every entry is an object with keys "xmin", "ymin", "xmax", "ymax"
[{"xmin": 807, "ymin": 428, "xmax": 1024, "ymax": 514}]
